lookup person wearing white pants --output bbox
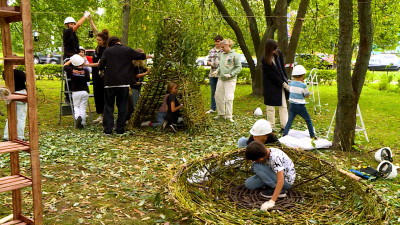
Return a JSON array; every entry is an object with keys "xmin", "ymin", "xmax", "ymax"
[
  {"xmin": 214, "ymin": 38, "xmax": 242, "ymax": 122},
  {"xmin": 266, "ymin": 89, "xmax": 288, "ymax": 130},
  {"xmin": 72, "ymin": 91, "xmax": 89, "ymax": 125},
  {"xmin": 4, "ymin": 89, "xmax": 27, "ymax": 140},
  {"xmin": 64, "ymin": 54, "xmax": 91, "ymax": 129}
]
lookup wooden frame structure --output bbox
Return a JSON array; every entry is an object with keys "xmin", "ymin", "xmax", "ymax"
[{"xmin": 0, "ymin": 0, "xmax": 43, "ymax": 224}]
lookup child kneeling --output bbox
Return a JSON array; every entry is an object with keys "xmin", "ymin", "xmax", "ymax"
[
  {"xmin": 162, "ymin": 81, "xmax": 183, "ymax": 132},
  {"xmin": 245, "ymin": 141, "xmax": 296, "ymax": 211}
]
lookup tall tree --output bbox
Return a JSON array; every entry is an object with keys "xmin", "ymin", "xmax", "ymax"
[
  {"xmin": 121, "ymin": 0, "xmax": 131, "ymax": 45},
  {"xmin": 334, "ymin": 0, "xmax": 373, "ymax": 150},
  {"xmin": 212, "ymin": 0, "xmax": 310, "ymax": 96}
]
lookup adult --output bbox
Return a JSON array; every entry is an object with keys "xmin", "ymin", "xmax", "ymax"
[
  {"xmin": 91, "ymin": 29, "xmax": 109, "ymax": 123},
  {"xmin": 262, "ymin": 39, "xmax": 289, "ymax": 132},
  {"xmin": 62, "ymin": 11, "xmax": 90, "ymax": 59},
  {"xmin": 237, "ymin": 119, "xmax": 279, "ymax": 148},
  {"xmin": 3, "ymin": 65, "xmax": 27, "ymax": 140},
  {"xmin": 98, "ymin": 36, "xmax": 152, "ymax": 135},
  {"xmin": 214, "ymin": 39, "xmax": 242, "ymax": 122},
  {"xmin": 62, "ymin": 11, "xmax": 90, "ymax": 103},
  {"xmin": 206, "ymin": 35, "xmax": 223, "ymax": 114}
]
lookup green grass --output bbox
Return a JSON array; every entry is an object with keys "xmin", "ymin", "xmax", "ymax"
[{"xmin": 0, "ymin": 79, "xmax": 399, "ymax": 224}]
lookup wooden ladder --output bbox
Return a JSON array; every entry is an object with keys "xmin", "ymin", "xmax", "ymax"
[{"xmin": 0, "ymin": 0, "xmax": 43, "ymax": 224}]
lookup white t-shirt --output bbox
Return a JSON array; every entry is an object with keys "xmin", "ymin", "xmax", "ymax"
[{"xmin": 266, "ymin": 147, "xmax": 296, "ymax": 185}]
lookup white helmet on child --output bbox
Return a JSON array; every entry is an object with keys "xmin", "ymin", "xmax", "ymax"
[
  {"xmin": 64, "ymin": 17, "xmax": 76, "ymax": 24},
  {"xmin": 70, "ymin": 54, "xmax": 84, "ymax": 66},
  {"xmin": 250, "ymin": 119, "xmax": 272, "ymax": 136},
  {"xmin": 292, "ymin": 65, "xmax": 307, "ymax": 76},
  {"xmin": 253, "ymin": 107, "xmax": 263, "ymax": 116},
  {"xmin": 374, "ymin": 147, "xmax": 393, "ymax": 162}
]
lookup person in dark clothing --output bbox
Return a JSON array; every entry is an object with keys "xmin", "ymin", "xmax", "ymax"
[
  {"xmin": 162, "ymin": 82, "xmax": 183, "ymax": 132},
  {"xmin": 64, "ymin": 55, "xmax": 90, "ymax": 129},
  {"xmin": 98, "ymin": 36, "xmax": 152, "ymax": 135},
  {"xmin": 62, "ymin": 11, "xmax": 90, "ymax": 103},
  {"xmin": 91, "ymin": 29, "xmax": 109, "ymax": 123},
  {"xmin": 3, "ymin": 66, "xmax": 27, "ymax": 140},
  {"xmin": 262, "ymin": 39, "xmax": 289, "ymax": 132},
  {"xmin": 237, "ymin": 119, "xmax": 279, "ymax": 148}
]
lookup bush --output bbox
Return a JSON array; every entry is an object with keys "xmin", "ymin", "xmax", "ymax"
[
  {"xmin": 310, "ymin": 69, "xmax": 336, "ymax": 85},
  {"xmin": 378, "ymin": 73, "xmax": 393, "ymax": 91},
  {"xmin": 0, "ymin": 64, "xmax": 63, "ymax": 80}
]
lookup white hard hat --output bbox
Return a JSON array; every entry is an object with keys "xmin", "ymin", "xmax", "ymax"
[
  {"xmin": 292, "ymin": 65, "xmax": 307, "ymax": 76},
  {"xmin": 79, "ymin": 46, "xmax": 85, "ymax": 51},
  {"xmin": 253, "ymin": 107, "xmax": 263, "ymax": 116},
  {"xmin": 377, "ymin": 161, "xmax": 398, "ymax": 179},
  {"xmin": 250, "ymin": 119, "xmax": 272, "ymax": 136},
  {"xmin": 64, "ymin": 17, "xmax": 76, "ymax": 25},
  {"xmin": 70, "ymin": 54, "xmax": 84, "ymax": 66},
  {"xmin": 374, "ymin": 147, "xmax": 393, "ymax": 162}
]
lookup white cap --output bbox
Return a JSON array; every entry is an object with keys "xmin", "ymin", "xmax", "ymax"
[
  {"xmin": 79, "ymin": 46, "xmax": 85, "ymax": 51},
  {"xmin": 253, "ymin": 107, "xmax": 263, "ymax": 116},
  {"xmin": 374, "ymin": 147, "xmax": 392, "ymax": 162},
  {"xmin": 250, "ymin": 119, "xmax": 272, "ymax": 136},
  {"xmin": 292, "ymin": 65, "xmax": 307, "ymax": 76},
  {"xmin": 70, "ymin": 54, "xmax": 84, "ymax": 66},
  {"xmin": 64, "ymin": 17, "xmax": 76, "ymax": 25}
]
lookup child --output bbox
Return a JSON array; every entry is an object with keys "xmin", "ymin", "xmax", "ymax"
[
  {"xmin": 245, "ymin": 141, "xmax": 296, "ymax": 211},
  {"xmin": 163, "ymin": 82, "xmax": 183, "ymax": 132},
  {"xmin": 237, "ymin": 119, "xmax": 279, "ymax": 148},
  {"xmin": 141, "ymin": 93, "xmax": 169, "ymax": 128},
  {"xmin": 78, "ymin": 46, "xmax": 92, "ymax": 74},
  {"xmin": 214, "ymin": 38, "xmax": 242, "ymax": 122},
  {"xmin": 282, "ymin": 65, "xmax": 316, "ymax": 138},
  {"xmin": 64, "ymin": 54, "xmax": 90, "ymax": 129}
]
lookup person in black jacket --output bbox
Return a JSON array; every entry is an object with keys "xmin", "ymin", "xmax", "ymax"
[
  {"xmin": 98, "ymin": 36, "xmax": 152, "ymax": 135},
  {"xmin": 262, "ymin": 39, "xmax": 289, "ymax": 132}
]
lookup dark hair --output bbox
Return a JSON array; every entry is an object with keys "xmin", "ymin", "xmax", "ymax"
[
  {"xmin": 214, "ymin": 35, "xmax": 223, "ymax": 41},
  {"xmin": 245, "ymin": 141, "xmax": 267, "ymax": 161},
  {"xmin": 107, "ymin": 36, "xmax": 121, "ymax": 47},
  {"xmin": 264, "ymin": 39, "xmax": 278, "ymax": 65},
  {"xmin": 166, "ymin": 81, "xmax": 178, "ymax": 94},
  {"xmin": 97, "ymin": 29, "xmax": 109, "ymax": 44}
]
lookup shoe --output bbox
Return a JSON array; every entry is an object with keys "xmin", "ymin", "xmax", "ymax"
[
  {"xmin": 94, "ymin": 115, "xmax": 103, "ymax": 123},
  {"xmin": 260, "ymin": 188, "xmax": 287, "ymax": 198},
  {"xmin": 162, "ymin": 120, "xmax": 168, "ymax": 130},
  {"xmin": 213, "ymin": 115, "xmax": 225, "ymax": 120},
  {"xmin": 141, "ymin": 121, "xmax": 151, "ymax": 126},
  {"xmin": 227, "ymin": 118, "xmax": 235, "ymax": 123},
  {"xmin": 76, "ymin": 116, "xmax": 83, "ymax": 129},
  {"xmin": 170, "ymin": 124, "xmax": 178, "ymax": 133},
  {"xmin": 206, "ymin": 109, "xmax": 216, "ymax": 114}
]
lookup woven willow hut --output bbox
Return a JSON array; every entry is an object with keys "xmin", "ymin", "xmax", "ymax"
[{"xmin": 127, "ymin": 18, "xmax": 209, "ymax": 131}]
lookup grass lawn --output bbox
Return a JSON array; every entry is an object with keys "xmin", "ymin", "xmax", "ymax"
[{"xmin": 0, "ymin": 79, "xmax": 399, "ymax": 224}]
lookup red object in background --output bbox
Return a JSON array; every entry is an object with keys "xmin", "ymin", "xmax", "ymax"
[{"xmin": 85, "ymin": 49, "xmax": 95, "ymax": 63}]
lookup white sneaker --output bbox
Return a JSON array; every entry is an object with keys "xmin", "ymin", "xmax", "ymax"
[
  {"xmin": 213, "ymin": 115, "xmax": 225, "ymax": 120},
  {"xmin": 227, "ymin": 118, "xmax": 235, "ymax": 123},
  {"xmin": 206, "ymin": 109, "xmax": 216, "ymax": 114},
  {"xmin": 141, "ymin": 121, "xmax": 151, "ymax": 126},
  {"xmin": 94, "ymin": 115, "xmax": 103, "ymax": 123}
]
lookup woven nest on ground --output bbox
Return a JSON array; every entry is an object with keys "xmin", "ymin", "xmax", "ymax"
[{"xmin": 169, "ymin": 146, "xmax": 391, "ymax": 224}]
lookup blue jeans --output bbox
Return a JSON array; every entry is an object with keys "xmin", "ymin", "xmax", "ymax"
[
  {"xmin": 245, "ymin": 163, "xmax": 292, "ymax": 190},
  {"xmin": 283, "ymin": 103, "xmax": 315, "ymax": 137},
  {"xmin": 237, "ymin": 137, "xmax": 248, "ymax": 148},
  {"xmin": 152, "ymin": 111, "xmax": 166, "ymax": 127},
  {"xmin": 132, "ymin": 89, "xmax": 140, "ymax": 111},
  {"xmin": 209, "ymin": 77, "xmax": 218, "ymax": 111}
]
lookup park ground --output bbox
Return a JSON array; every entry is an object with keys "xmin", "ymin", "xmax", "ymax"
[{"xmin": 0, "ymin": 79, "xmax": 399, "ymax": 224}]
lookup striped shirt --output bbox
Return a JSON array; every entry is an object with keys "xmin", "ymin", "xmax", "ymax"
[{"xmin": 288, "ymin": 80, "xmax": 310, "ymax": 104}]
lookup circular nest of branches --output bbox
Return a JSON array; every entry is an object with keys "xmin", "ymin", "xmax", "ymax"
[{"xmin": 169, "ymin": 146, "xmax": 391, "ymax": 224}]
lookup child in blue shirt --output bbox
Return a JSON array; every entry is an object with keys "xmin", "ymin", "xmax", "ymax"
[{"xmin": 282, "ymin": 65, "xmax": 315, "ymax": 138}]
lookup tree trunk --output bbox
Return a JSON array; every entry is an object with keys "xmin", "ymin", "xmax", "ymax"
[
  {"xmin": 121, "ymin": 0, "xmax": 131, "ymax": 46},
  {"xmin": 276, "ymin": 0, "xmax": 288, "ymax": 56},
  {"xmin": 285, "ymin": 0, "xmax": 310, "ymax": 77},
  {"xmin": 333, "ymin": 0, "xmax": 373, "ymax": 150}
]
